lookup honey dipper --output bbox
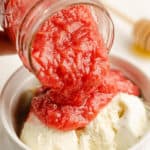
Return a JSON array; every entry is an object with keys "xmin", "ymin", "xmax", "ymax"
[{"xmin": 103, "ymin": 2, "xmax": 150, "ymax": 55}]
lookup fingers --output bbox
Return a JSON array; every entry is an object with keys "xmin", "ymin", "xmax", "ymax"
[{"xmin": 0, "ymin": 31, "xmax": 16, "ymax": 55}]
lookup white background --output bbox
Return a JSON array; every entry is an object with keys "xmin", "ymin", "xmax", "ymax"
[{"xmin": 106, "ymin": 0, "xmax": 150, "ymax": 74}]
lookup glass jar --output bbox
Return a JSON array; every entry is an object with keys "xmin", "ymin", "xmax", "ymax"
[{"xmin": 0, "ymin": 0, "xmax": 114, "ymax": 86}]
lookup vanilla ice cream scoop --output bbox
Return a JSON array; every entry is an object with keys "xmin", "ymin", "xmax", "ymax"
[
  {"xmin": 21, "ymin": 113, "xmax": 78, "ymax": 150},
  {"xmin": 20, "ymin": 93, "xmax": 148, "ymax": 150},
  {"xmin": 114, "ymin": 93, "xmax": 147, "ymax": 150}
]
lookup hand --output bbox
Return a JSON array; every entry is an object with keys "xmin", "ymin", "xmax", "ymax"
[{"xmin": 0, "ymin": 31, "xmax": 16, "ymax": 55}]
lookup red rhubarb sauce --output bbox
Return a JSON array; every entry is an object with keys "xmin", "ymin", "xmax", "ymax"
[
  {"xmin": 31, "ymin": 69, "xmax": 139, "ymax": 131},
  {"xmin": 4, "ymin": 2, "xmax": 140, "ymax": 131},
  {"xmin": 31, "ymin": 5, "xmax": 109, "ymax": 101}
]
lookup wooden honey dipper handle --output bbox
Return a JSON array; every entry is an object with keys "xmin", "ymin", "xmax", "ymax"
[
  {"xmin": 103, "ymin": 2, "xmax": 135, "ymax": 25},
  {"xmin": 103, "ymin": 2, "xmax": 150, "ymax": 51}
]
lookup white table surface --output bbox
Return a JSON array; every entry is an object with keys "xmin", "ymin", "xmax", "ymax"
[{"xmin": 0, "ymin": 0, "xmax": 150, "ymax": 149}]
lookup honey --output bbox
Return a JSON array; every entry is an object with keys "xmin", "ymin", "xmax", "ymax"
[{"xmin": 131, "ymin": 43, "xmax": 150, "ymax": 58}]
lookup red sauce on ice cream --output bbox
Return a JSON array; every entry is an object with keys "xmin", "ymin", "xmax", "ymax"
[
  {"xmin": 31, "ymin": 69, "xmax": 139, "ymax": 131},
  {"xmin": 30, "ymin": 5, "xmax": 112, "ymax": 130},
  {"xmin": 4, "ymin": 2, "xmax": 140, "ymax": 131}
]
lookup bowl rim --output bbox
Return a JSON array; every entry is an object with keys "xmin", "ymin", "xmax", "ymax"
[{"xmin": 0, "ymin": 66, "xmax": 30, "ymax": 150}]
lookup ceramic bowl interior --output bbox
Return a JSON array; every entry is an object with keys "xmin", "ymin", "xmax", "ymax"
[{"xmin": 0, "ymin": 55, "xmax": 150, "ymax": 150}]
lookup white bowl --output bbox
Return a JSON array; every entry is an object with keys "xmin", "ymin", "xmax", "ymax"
[{"xmin": 0, "ymin": 55, "xmax": 150, "ymax": 150}]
